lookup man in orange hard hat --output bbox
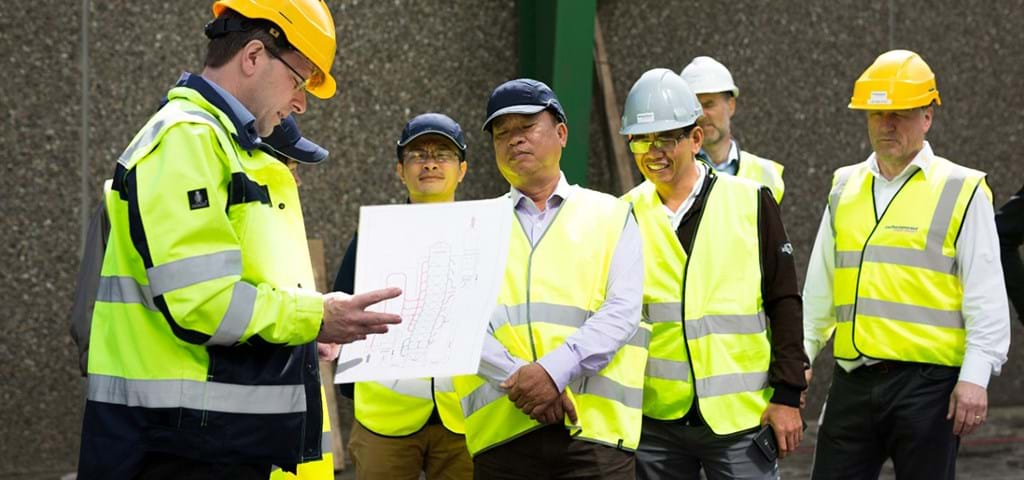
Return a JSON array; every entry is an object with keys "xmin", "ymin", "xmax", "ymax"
[
  {"xmin": 803, "ymin": 49, "xmax": 1010, "ymax": 479},
  {"xmin": 77, "ymin": 2, "xmax": 403, "ymax": 478}
]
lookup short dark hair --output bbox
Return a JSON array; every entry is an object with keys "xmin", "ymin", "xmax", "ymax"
[{"xmin": 204, "ymin": 9, "xmax": 292, "ymax": 69}]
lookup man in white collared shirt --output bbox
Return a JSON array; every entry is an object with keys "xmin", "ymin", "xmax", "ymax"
[
  {"xmin": 803, "ymin": 50, "xmax": 1010, "ymax": 479},
  {"xmin": 681, "ymin": 56, "xmax": 785, "ymax": 203}
]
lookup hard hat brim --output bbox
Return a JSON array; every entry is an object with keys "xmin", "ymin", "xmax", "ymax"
[{"xmin": 620, "ymin": 119, "xmax": 695, "ymax": 136}]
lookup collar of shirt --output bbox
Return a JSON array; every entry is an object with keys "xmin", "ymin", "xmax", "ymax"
[
  {"xmin": 698, "ymin": 139, "xmax": 739, "ymax": 175},
  {"xmin": 510, "ymin": 171, "xmax": 573, "ymax": 216},
  {"xmin": 662, "ymin": 162, "xmax": 707, "ymax": 230},
  {"xmin": 173, "ymin": 72, "xmax": 262, "ymax": 151},
  {"xmin": 866, "ymin": 141, "xmax": 933, "ymax": 184}
]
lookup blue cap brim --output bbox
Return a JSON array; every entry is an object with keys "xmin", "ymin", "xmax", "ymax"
[
  {"xmin": 275, "ymin": 136, "xmax": 328, "ymax": 164},
  {"xmin": 482, "ymin": 105, "xmax": 548, "ymax": 132}
]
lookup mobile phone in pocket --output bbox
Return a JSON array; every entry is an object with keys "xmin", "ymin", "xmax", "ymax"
[{"xmin": 753, "ymin": 424, "xmax": 778, "ymax": 462}]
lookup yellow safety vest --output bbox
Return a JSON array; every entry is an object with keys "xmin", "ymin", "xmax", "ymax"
[
  {"xmin": 736, "ymin": 150, "xmax": 785, "ymax": 204},
  {"xmin": 829, "ymin": 157, "xmax": 989, "ymax": 365},
  {"xmin": 623, "ymin": 176, "xmax": 773, "ymax": 435},
  {"xmin": 354, "ymin": 376, "xmax": 465, "ymax": 436},
  {"xmin": 454, "ymin": 187, "xmax": 650, "ymax": 456},
  {"xmin": 86, "ymin": 87, "xmax": 326, "ymax": 469}
]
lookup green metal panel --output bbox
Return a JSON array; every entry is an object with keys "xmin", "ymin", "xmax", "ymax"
[{"xmin": 517, "ymin": 0, "xmax": 596, "ymax": 186}]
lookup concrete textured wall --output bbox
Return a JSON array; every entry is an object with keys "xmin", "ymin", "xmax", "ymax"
[{"xmin": 1, "ymin": 0, "xmax": 1022, "ymax": 476}]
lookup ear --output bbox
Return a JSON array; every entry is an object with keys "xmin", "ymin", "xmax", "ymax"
[
  {"xmin": 556, "ymin": 122, "xmax": 568, "ymax": 147},
  {"xmin": 726, "ymin": 95, "xmax": 737, "ymax": 117},
  {"xmin": 921, "ymin": 106, "xmax": 934, "ymax": 134},
  {"xmin": 239, "ymin": 39, "xmax": 265, "ymax": 77},
  {"xmin": 690, "ymin": 126, "xmax": 704, "ymax": 154},
  {"xmin": 456, "ymin": 160, "xmax": 468, "ymax": 183},
  {"xmin": 395, "ymin": 162, "xmax": 407, "ymax": 185}
]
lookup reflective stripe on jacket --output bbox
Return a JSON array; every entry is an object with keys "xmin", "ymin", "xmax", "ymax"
[{"xmin": 82, "ymin": 86, "xmax": 324, "ymax": 474}]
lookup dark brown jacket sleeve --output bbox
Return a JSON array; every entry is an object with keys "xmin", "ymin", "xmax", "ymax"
[{"xmin": 758, "ymin": 187, "xmax": 809, "ymax": 407}]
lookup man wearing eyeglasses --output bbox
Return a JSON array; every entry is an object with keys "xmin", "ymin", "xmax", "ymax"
[
  {"xmin": 620, "ymin": 69, "xmax": 806, "ymax": 480},
  {"xmin": 681, "ymin": 56, "xmax": 785, "ymax": 204},
  {"xmin": 332, "ymin": 113, "xmax": 472, "ymax": 480},
  {"xmin": 77, "ymin": 1, "xmax": 403, "ymax": 478},
  {"xmin": 452, "ymin": 79, "xmax": 646, "ymax": 478}
]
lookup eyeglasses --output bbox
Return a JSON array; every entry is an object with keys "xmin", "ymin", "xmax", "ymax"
[
  {"xmin": 266, "ymin": 47, "xmax": 308, "ymax": 92},
  {"xmin": 629, "ymin": 133, "xmax": 690, "ymax": 154},
  {"xmin": 402, "ymin": 149, "xmax": 461, "ymax": 164}
]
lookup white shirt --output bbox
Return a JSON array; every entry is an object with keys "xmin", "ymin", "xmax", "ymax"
[
  {"xmin": 803, "ymin": 142, "xmax": 1010, "ymax": 388},
  {"xmin": 663, "ymin": 163, "xmax": 707, "ymax": 230}
]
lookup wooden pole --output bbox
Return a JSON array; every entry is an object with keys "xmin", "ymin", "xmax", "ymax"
[
  {"xmin": 308, "ymin": 239, "xmax": 347, "ymax": 472},
  {"xmin": 593, "ymin": 15, "xmax": 637, "ymax": 195}
]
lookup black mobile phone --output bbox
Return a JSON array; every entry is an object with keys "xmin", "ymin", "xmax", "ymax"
[{"xmin": 753, "ymin": 424, "xmax": 778, "ymax": 462}]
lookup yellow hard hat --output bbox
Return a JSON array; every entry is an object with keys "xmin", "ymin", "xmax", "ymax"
[
  {"xmin": 849, "ymin": 49, "xmax": 940, "ymax": 110},
  {"xmin": 212, "ymin": 0, "xmax": 338, "ymax": 99}
]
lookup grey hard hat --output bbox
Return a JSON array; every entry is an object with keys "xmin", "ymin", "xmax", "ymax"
[{"xmin": 620, "ymin": 68, "xmax": 703, "ymax": 136}]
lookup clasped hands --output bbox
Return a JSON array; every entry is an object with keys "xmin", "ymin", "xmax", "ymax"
[{"xmin": 501, "ymin": 363, "xmax": 578, "ymax": 425}]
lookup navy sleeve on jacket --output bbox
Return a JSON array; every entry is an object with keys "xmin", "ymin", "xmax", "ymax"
[{"xmin": 996, "ymin": 186, "xmax": 1024, "ymax": 326}]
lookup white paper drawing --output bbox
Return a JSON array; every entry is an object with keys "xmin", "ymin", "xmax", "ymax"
[{"xmin": 334, "ymin": 197, "xmax": 512, "ymax": 383}]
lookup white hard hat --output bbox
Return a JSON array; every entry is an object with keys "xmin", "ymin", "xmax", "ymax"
[
  {"xmin": 620, "ymin": 68, "xmax": 703, "ymax": 136},
  {"xmin": 680, "ymin": 56, "xmax": 739, "ymax": 97}
]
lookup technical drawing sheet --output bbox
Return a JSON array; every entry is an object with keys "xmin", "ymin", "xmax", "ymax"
[{"xmin": 334, "ymin": 197, "xmax": 512, "ymax": 383}]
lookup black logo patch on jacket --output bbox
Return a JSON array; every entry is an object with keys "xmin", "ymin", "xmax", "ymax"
[{"xmin": 188, "ymin": 188, "xmax": 210, "ymax": 210}]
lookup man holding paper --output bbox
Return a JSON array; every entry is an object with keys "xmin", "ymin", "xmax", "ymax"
[
  {"xmin": 333, "ymin": 113, "xmax": 473, "ymax": 479},
  {"xmin": 453, "ymin": 79, "xmax": 647, "ymax": 478}
]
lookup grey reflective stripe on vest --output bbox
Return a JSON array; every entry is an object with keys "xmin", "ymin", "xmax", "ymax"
[
  {"xmin": 643, "ymin": 304, "xmax": 765, "ymax": 339},
  {"xmin": 376, "ymin": 378, "xmax": 433, "ymax": 400},
  {"xmin": 927, "ymin": 173, "xmax": 967, "ymax": 248},
  {"xmin": 836, "ymin": 304, "xmax": 855, "ymax": 323},
  {"xmin": 856, "ymin": 297, "xmax": 964, "ymax": 329},
  {"xmin": 838, "ymin": 247, "xmax": 957, "ymax": 275},
  {"xmin": 626, "ymin": 326, "xmax": 651, "ymax": 348},
  {"xmin": 96, "ymin": 275, "xmax": 158, "ymax": 311},
  {"xmin": 829, "ymin": 169, "xmax": 855, "ymax": 235},
  {"xmin": 571, "ymin": 374, "xmax": 643, "ymax": 409},
  {"xmin": 322, "ymin": 430, "xmax": 333, "ymax": 453},
  {"xmin": 461, "ymin": 381, "xmax": 504, "ymax": 418},
  {"xmin": 646, "ymin": 357, "xmax": 691, "ymax": 381},
  {"xmin": 147, "ymin": 250, "xmax": 242, "ymax": 296},
  {"xmin": 461, "ymin": 374, "xmax": 643, "ymax": 418},
  {"xmin": 87, "ymin": 374, "xmax": 306, "ymax": 414},
  {"xmin": 644, "ymin": 302, "xmax": 681, "ymax": 324},
  {"xmin": 118, "ymin": 109, "xmax": 227, "ymax": 167},
  {"xmin": 498, "ymin": 302, "xmax": 591, "ymax": 329},
  {"xmin": 205, "ymin": 281, "xmax": 257, "ymax": 346},
  {"xmin": 695, "ymin": 371, "xmax": 769, "ymax": 398},
  {"xmin": 684, "ymin": 312, "xmax": 766, "ymax": 340},
  {"xmin": 434, "ymin": 376, "xmax": 456, "ymax": 393}
]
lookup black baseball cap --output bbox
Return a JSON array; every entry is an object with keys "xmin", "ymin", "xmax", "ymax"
[
  {"xmin": 397, "ymin": 113, "xmax": 467, "ymax": 162},
  {"xmin": 263, "ymin": 115, "xmax": 328, "ymax": 164},
  {"xmin": 482, "ymin": 78, "xmax": 567, "ymax": 132}
]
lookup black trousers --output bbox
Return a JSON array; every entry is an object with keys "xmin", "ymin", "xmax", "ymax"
[
  {"xmin": 811, "ymin": 361, "xmax": 960, "ymax": 480},
  {"xmin": 474, "ymin": 424, "xmax": 635, "ymax": 479},
  {"xmin": 134, "ymin": 451, "xmax": 271, "ymax": 480}
]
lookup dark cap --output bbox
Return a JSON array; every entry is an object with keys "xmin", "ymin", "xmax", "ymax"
[
  {"xmin": 482, "ymin": 78, "xmax": 567, "ymax": 132},
  {"xmin": 263, "ymin": 115, "xmax": 328, "ymax": 164},
  {"xmin": 397, "ymin": 113, "xmax": 468, "ymax": 162}
]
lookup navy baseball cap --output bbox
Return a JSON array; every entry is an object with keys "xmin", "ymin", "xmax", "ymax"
[
  {"xmin": 263, "ymin": 115, "xmax": 328, "ymax": 164},
  {"xmin": 397, "ymin": 113, "xmax": 468, "ymax": 162},
  {"xmin": 482, "ymin": 78, "xmax": 567, "ymax": 132}
]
